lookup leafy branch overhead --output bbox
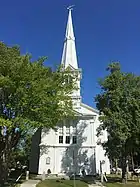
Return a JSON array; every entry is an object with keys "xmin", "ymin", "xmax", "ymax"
[{"xmin": 0, "ymin": 42, "xmax": 77, "ymax": 129}]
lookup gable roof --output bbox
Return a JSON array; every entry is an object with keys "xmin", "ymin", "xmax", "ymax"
[
  {"xmin": 80, "ymin": 103, "xmax": 99, "ymax": 115},
  {"xmin": 72, "ymin": 102, "xmax": 99, "ymax": 118}
]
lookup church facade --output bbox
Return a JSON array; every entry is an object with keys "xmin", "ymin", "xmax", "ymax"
[{"xmin": 29, "ymin": 8, "xmax": 110, "ymax": 176}]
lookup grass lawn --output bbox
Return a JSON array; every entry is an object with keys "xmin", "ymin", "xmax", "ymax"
[
  {"xmin": 105, "ymin": 174, "xmax": 140, "ymax": 187},
  {"xmin": 36, "ymin": 179, "xmax": 88, "ymax": 187},
  {"xmin": 36, "ymin": 179, "xmax": 140, "ymax": 187},
  {"xmin": 36, "ymin": 177, "xmax": 140, "ymax": 187},
  {"xmin": 106, "ymin": 182, "xmax": 140, "ymax": 187}
]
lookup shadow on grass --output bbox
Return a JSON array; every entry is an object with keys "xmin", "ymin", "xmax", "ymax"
[
  {"xmin": 37, "ymin": 179, "xmax": 88, "ymax": 187},
  {"xmin": 107, "ymin": 175, "xmax": 140, "ymax": 183},
  {"xmin": 1, "ymin": 174, "xmax": 26, "ymax": 187},
  {"xmin": 69, "ymin": 174, "xmax": 100, "ymax": 185},
  {"xmin": 2, "ymin": 180, "xmax": 22, "ymax": 187},
  {"xmin": 105, "ymin": 175, "xmax": 140, "ymax": 187},
  {"xmin": 107, "ymin": 176, "xmax": 121, "ymax": 183}
]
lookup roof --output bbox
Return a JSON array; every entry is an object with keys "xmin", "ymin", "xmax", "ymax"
[{"xmin": 73, "ymin": 102, "xmax": 99, "ymax": 118}]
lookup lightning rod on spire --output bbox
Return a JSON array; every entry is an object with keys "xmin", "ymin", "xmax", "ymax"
[{"xmin": 67, "ymin": 5, "xmax": 75, "ymax": 11}]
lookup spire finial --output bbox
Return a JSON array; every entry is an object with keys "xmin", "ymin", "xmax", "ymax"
[{"xmin": 67, "ymin": 5, "xmax": 75, "ymax": 11}]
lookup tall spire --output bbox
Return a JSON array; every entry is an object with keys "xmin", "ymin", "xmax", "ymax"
[{"xmin": 61, "ymin": 6, "xmax": 78, "ymax": 69}]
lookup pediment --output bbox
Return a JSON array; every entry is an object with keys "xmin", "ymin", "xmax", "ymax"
[
  {"xmin": 73, "ymin": 102, "xmax": 99, "ymax": 118},
  {"xmin": 80, "ymin": 103, "xmax": 99, "ymax": 114}
]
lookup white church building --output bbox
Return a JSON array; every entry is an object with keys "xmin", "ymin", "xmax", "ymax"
[{"xmin": 29, "ymin": 8, "xmax": 110, "ymax": 176}]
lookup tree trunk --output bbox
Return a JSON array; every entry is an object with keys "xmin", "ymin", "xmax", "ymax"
[
  {"xmin": 0, "ymin": 136, "xmax": 12, "ymax": 185},
  {"xmin": 0, "ymin": 158, "xmax": 9, "ymax": 186},
  {"xmin": 131, "ymin": 154, "xmax": 135, "ymax": 180},
  {"xmin": 122, "ymin": 166, "xmax": 127, "ymax": 183},
  {"xmin": 126, "ymin": 160, "xmax": 129, "ymax": 179},
  {"xmin": 131, "ymin": 154, "xmax": 134, "ymax": 170},
  {"xmin": 121, "ymin": 157, "xmax": 127, "ymax": 183},
  {"xmin": 0, "ymin": 152, "xmax": 9, "ymax": 185},
  {"xmin": 115, "ymin": 159, "xmax": 118, "ymax": 174},
  {"xmin": 0, "ymin": 158, "xmax": 4, "ymax": 186},
  {"xmin": 0, "ymin": 132, "xmax": 21, "ymax": 185}
]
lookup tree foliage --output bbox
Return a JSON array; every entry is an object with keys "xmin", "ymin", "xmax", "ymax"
[
  {"xmin": 95, "ymin": 62, "xmax": 140, "ymax": 181},
  {"xmin": 0, "ymin": 42, "xmax": 76, "ymax": 184}
]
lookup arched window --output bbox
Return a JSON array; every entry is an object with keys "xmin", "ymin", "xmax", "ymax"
[{"xmin": 46, "ymin": 157, "xmax": 50, "ymax": 165}]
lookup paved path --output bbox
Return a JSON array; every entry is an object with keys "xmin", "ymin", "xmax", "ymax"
[
  {"xmin": 88, "ymin": 184, "xmax": 105, "ymax": 187},
  {"xmin": 20, "ymin": 180, "xmax": 40, "ymax": 187}
]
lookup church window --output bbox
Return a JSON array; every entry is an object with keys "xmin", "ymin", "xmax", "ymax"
[
  {"xmin": 59, "ymin": 136, "xmax": 63, "ymax": 144},
  {"xmin": 73, "ymin": 126, "xmax": 77, "ymax": 135},
  {"xmin": 65, "ymin": 75, "xmax": 73, "ymax": 85},
  {"xmin": 72, "ymin": 136, "xmax": 77, "ymax": 144},
  {"xmin": 46, "ymin": 157, "xmax": 50, "ymax": 164},
  {"xmin": 65, "ymin": 136, "xmax": 70, "ymax": 144},
  {"xmin": 66, "ymin": 126, "xmax": 70, "ymax": 135},
  {"xmin": 59, "ymin": 126, "xmax": 63, "ymax": 135}
]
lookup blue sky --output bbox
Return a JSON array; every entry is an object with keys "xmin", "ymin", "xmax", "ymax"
[{"xmin": 0, "ymin": 0, "xmax": 140, "ymax": 108}]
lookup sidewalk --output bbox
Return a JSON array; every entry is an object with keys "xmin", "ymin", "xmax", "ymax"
[
  {"xmin": 20, "ymin": 180, "xmax": 40, "ymax": 187},
  {"xmin": 88, "ymin": 185, "xmax": 105, "ymax": 187}
]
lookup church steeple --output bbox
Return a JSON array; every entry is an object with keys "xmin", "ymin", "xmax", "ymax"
[
  {"xmin": 61, "ymin": 6, "xmax": 82, "ymax": 107},
  {"xmin": 61, "ymin": 6, "xmax": 78, "ymax": 69}
]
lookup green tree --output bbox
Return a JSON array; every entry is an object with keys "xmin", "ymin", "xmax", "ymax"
[
  {"xmin": 95, "ymin": 62, "xmax": 140, "ymax": 182},
  {"xmin": 0, "ymin": 42, "xmax": 76, "ymax": 184},
  {"xmin": 10, "ymin": 131, "xmax": 32, "ymax": 169}
]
